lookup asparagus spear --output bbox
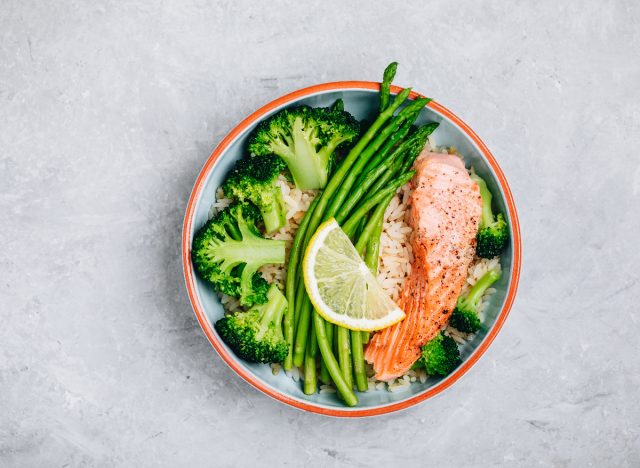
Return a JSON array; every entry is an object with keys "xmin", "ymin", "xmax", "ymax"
[
  {"xmin": 380, "ymin": 62, "xmax": 398, "ymax": 112},
  {"xmin": 303, "ymin": 319, "xmax": 318, "ymax": 395},
  {"xmin": 284, "ymin": 196, "xmax": 320, "ymax": 370}
]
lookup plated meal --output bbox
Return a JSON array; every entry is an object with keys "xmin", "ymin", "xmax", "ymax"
[{"xmin": 184, "ymin": 63, "xmax": 519, "ymax": 413}]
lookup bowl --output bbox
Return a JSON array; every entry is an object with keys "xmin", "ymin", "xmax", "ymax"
[{"xmin": 182, "ymin": 82, "xmax": 521, "ymax": 417}]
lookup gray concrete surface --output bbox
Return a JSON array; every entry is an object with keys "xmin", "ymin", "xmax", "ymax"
[{"xmin": 1, "ymin": 1, "xmax": 639, "ymax": 466}]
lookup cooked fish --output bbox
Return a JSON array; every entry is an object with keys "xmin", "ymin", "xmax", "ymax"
[{"xmin": 364, "ymin": 151, "xmax": 482, "ymax": 380}]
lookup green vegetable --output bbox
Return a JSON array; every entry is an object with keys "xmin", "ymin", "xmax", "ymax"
[
  {"xmin": 338, "ymin": 123, "xmax": 437, "ymax": 224},
  {"xmin": 296, "ymin": 87, "xmax": 412, "ymax": 254},
  {"xmin": 450, "ymin": 269, "xmax": 500, "ymax": 333},
  {"xmin": 337, "ymin": 140, "xmax": 410, "ymax": 224},
  {"xmin": 341, "ymin": 171, "xmax": 415, "ymax": 236},
  {"xmin": 222, "ymin": 154, "xmax": 287, "ymax": 234},
  {"xmin": 286, "ymin": 63, "xmax": 437, "ymax": 405},
  {"xmin": 324, "ymin": 97, "xmax": 430, "ymax": 220},
  {"xmin": 364, "ymin": 123, "xmax": 438, "ymax": 202},
  {"xmin": 350, "ymin": 329, "xmax": 367, "ymax": 392},
  {"xmin": 362, "ymin": 203, "xmax": 386, "ymax": 274},
  {"xmin": 356, "ymin": 118, "xmax": 413, "ymax": 182},
  {"xmin": 471, "ymin": 172, "xmax": 509, "ymax": 258},
  {"xmin": 303, "ymin": 319, "xmax": 318, "ymax": 394},
  {"xmin": 303, "ymin": 96, "xmax": 428, "ymax": 403},
  {"xmin": 215, "ymin": 284, "xmax": 288, "ymax": 363},
  {"xmin": 337, "ymin": 326, "xmax": 353, "ymax": 389},
  {"xmin": 379, "ymin": 62, "xmax": 398, "ymax": 112},
  {"xmin": 293, "ymin": 296, "xmax": 313, "ymax": 367},
  {"xmin": 248, "ymin": 104, "xmax": 359, "ymax": 190},
  {"xmin": 331, "ymin": 98, "xmax": 345, "ymax": 112},
  {"xmin": 290, "ymin": 86, "xmax": 414, "ymax": 404},
  {"xmin": 419, "ymin": 331, "xmax": 462, "ymax": 376},
  {"xmin": 283, "ymin": 196, "xmax": 320, "ymax": 370},
  {"xmin": 314, "ymin": 313, "xmax": 357, "ymax": 406},
  {"xmin": 350, "ymin": 194, "xmax": 394, "ymax": 388},
  {"xmin": 319, "ymin": 321, "xmax": 333, "ymax": 385},
  {"xmin": 399, "ymin": 123, "xmax": 439, "ymax": 171},
  {"xmin": 191, "ymin": 202, "xmax": 285, "ymax": 307}
]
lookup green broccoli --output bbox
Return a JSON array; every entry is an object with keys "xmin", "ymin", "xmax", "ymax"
[
  {"xmin": 471, "ymin": 172, "xmax": 509, "ymax": 258},
  {"xmin": 247, "ymin": 104, "xmax": 359, "ymax": 190},
  {"xmin": 215, "ymin": 284, "xmax": 288, "ymax": 363},
  {"xmin": 191, "ymin": 202, "xmax": 285, "ymax": 306},
  {"xmin": 449, "ymin": 269, "xmax": 500, "ymax": 333},
  {"xmin": 419, "ymin": 332, "xmax": 462, "ymax": 376},
  {"xmin": 222, "ymin": 154, "xmax": 287, "ymax": 234}
]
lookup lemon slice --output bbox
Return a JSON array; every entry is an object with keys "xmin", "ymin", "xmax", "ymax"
[{"xmin": 303, "ymin": 218, "xmax": 405, "ymax": 331}]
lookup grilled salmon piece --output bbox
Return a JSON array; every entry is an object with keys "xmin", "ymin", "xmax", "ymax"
[{"xmin": 364, "ymin": 151, "xmax": 482, "ymax": 380}]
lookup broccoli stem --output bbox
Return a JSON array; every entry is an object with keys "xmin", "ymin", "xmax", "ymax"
[
  {"xmin": 225, "ymin": 222, "xmax": 242, "ymax": 241},
  {"xmin": 209, "ymin": 238, "xmax": 285, "ymax": 268},
  {"xmin": 282, "ymin": 143, "xmax": 331, "ymax": 190},
  {"xmin": 260, "ymin": 189, "xmax": 287, "ymax": 234},
  {"xmin": 303, "ymin": 319, "xmax": 318, "ymax": 395},
  {"xmin": 207, "ymin": 224, "xmax": 284, "ymax": 306},
  {"xmin": 379, "ymin": 62, "xmax": 398, "ymax": 112},
  {"xmin": 471, "ymin": 173, "xmax": 494, "ymax": 228},
  {"xmin": 464, "ymin": 269, "xmax": 500, "ymax": 308},
  {"xmin": 314, "ymin": 313, "xmax": 357, "ymax": 406},
  {"xmin": 256, "ymin": 285, "xmax": 288, "ymax": 340},
  {"xmin": 337, "ymin": 326, "xmax": 353, "ymax": 390},
  {"xmin": 284, "ymin": 196, "xmax": 320, "ymax": 370}
]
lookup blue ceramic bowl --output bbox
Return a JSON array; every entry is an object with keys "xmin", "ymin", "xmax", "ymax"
[{"xmin": 182, "ymin": 82, "xmax": 521, "ymax": 417}]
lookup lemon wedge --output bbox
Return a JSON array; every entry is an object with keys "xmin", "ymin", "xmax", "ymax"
[{"xmin": 302, "ymin": 218, "xmax": 405, "ymax": 331}]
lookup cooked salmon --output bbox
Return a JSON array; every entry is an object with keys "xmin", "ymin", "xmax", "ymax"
[{"xmin": 364, "ymin": 151, "xmax": 482, "ymax": 380}]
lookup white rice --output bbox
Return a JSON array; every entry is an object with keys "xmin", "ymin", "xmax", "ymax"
[{"xmin": 212, "ymin": 145, "xmax": 501, "ymax": 393}]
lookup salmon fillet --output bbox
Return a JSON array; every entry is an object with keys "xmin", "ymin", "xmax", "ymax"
[{"xmin": 364, "ymin": 151, "xmax": 482, "ymax": 380}]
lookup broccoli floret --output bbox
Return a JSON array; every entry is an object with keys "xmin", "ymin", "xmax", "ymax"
[
  {"xmin": 247, "ymin": 104, "xmax": 359, "ymax": 190},
  {"xmin": 191, "ymin": 202, "xmax": 285, "ymax": 307},
  {"xmin": 471, "ymin": 172, "xmax": 509, "ymax": 258},
  {"xmin": 449, "ymin": 269, "xmax": 500, "ymax": 333},
  {"xmin": 419, "ymin": 332, "xmax": 462, "ymax": 377},
  {"xmin": 331, "ymin": 98, "xmax": 344, "ymax": 112},
  {"xmin": 215, "ymin": 284, "xmax": 288, "ymax": 363},
  {"xmin": 222, "ymin": 154, "xmax": 287, "ymax": 233}
]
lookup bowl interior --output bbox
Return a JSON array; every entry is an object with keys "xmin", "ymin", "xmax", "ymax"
[{"xmin": 186, "ymin": 88, "xmax": 515, "ymax": 414}]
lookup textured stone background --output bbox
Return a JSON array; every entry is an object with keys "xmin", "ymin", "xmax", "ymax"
[{"xmin": 1, "ymin": 1, "xmax": 639, "ymax": 466}]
